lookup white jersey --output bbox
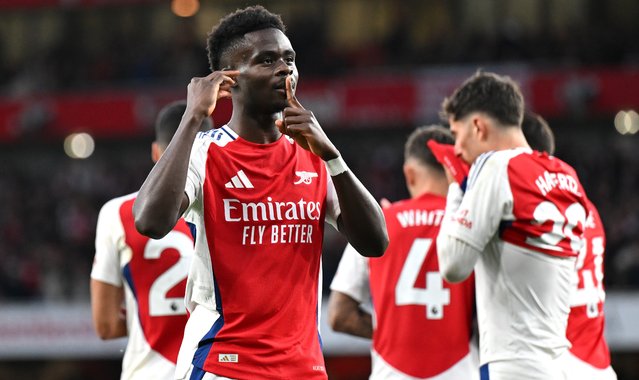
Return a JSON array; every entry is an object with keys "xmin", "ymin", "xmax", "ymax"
[
  {"xmin": 438, "ymin": 149, "xmax": 589, "ymax": 378},
  {"xmin": 91, "ymin": 193, "xmax": 194, "ymax": 380}
]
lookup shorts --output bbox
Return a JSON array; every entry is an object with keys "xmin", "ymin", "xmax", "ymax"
[
  {"xmin": 480, "ymin": 358, "xmax": 564, "ymax": 380},
  {"xmin": 560, "ymin": 351, "xmax": 617, "ymax": 380}
]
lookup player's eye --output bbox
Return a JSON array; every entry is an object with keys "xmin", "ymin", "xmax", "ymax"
[{"xmin": 262, "ymin": 57, "xmax": 274, "ymax": 64}]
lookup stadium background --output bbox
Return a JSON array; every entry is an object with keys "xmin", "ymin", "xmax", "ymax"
[{"xmin": 1, "ymin": 0, "xmax": 639, "ymax": 379}]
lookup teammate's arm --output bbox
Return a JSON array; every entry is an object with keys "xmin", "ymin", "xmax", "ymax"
[
  {"xmin": 437, "ymin": 156, "xmax": 506, "ymax": 282},
  {"xmin": 134, "ymin": 71, "xmax": 238, "ymax": 239},
  {"xmin": 276, "ymin": 77, "xmax": 388, "ymax": 257},
  {"xmin": 90, "ymin": 280, "xmax": 127, "ymax": 339},
  {"xmin": 327, "ymin": 291, "xmax": 372, "ymax": 339}
]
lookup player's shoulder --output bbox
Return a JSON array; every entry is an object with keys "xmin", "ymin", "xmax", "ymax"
[
  {"xmin": 99, "ymin": 192, "xmax": 137, "ymax": 214},
  {"xmin": 383, "ymin": 194, "xmax": 445, "ymax": 215},
  {"xmin": 196, "ymin": 125, "xmax": 238, "ymax": 148}
]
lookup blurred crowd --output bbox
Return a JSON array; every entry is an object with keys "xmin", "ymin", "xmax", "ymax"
[{"xmin": 1, "ymin": 0, "xmax": 639, "ymax": 96}]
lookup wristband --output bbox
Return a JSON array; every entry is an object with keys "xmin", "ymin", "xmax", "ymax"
[{"xmin": 325, "ymin": 156, "xmax": 349, "ymax": 176}]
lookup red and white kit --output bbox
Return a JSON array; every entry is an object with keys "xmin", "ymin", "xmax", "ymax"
[
  {"xmin": 439, "ymin": 148, "xmax": 589, "ymax": 380},
  {"xmin": 563, "ymin": 199, "xmax": 617, "ymax": 379},
  {"xmin": 91, "ymin": 193, "xmax": 193, "ymax": 380},
  {"xmin": 176, "ymin": 126, "xmax": 340, "ymax": 380},
  {"xmin": 331, "ymin": 193, "xmax": 477, "ymax": 380}
]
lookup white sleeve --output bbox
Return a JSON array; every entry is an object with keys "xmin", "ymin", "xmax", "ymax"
[
  {"xmin": 437, "ymin": 153, "xmax": 512, "ymax": 281},
  {"xmin": 324, "ymin": 170, "xmax": 341, "ymax": 229},
  {"xmin": 90, "ymin": 199, "xmax": 124, "ymax": 287},
  {"xmin": 184, "ymin": 134, "xmax": 209, "ymax": 210},
  {"xmin": 330, "ymin": 244, "xmax": 369, "ymax": 303},
  {"xmin": 444, "ymin": 152, "xmax": 512, "ymax": 251}
]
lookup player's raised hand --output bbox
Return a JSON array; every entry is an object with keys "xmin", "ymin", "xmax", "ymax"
[
  {"xmin": 426, "ymin": 140, "xmax": 470, "ymax": 188},
  {"xmin": 275, "ymin": 76, "xmax": 340, "ymax": 160},
  {"xmin": 186, "ymin": 70, "xmax": 240, "ymax": 119}
]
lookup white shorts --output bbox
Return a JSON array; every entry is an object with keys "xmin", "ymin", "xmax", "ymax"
[
  {"xmin": 560, "ymin": 351, "xmax": 617, "ymax": 380},
  {"xmin": 480, "ymin": 358, "xmax": 564, "ymax": 380}
]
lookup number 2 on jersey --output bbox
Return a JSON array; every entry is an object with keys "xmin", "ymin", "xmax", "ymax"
[
  {"xmin": 395, "ymin": 238, "xmax": 450, "ymax": 319},
  {"xmin": 143, "ymin": 231, "xmax": 192, "ymax": 317},
  {"xmin": 526, "ymin": 201, "xmax": 586, "ymax": 253}
]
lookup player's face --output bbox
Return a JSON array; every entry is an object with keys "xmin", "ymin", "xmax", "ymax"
[
  {"xmin": 449, "ymin": 115, "xmax": 481, "ymax": 164},
  {"xmin": 234, "ymin": 28, "xmax": 298, "ymax": 114}
]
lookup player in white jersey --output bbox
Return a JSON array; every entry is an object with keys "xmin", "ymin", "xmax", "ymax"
[
  {"xmin": 90, "ymin": 101, "xmax": 212, "ymax": 380},
  {"xmin": 521, "ymin": 112, "xmax": 617, "ymax": 380},
  {"xmin": 132, "ymin": 6, "xmax": 388, "ymax": 380},
  {"xmin": 436, "ymin": 71, "xmax": 589, "ymax": 380},
  {"xmin": 329, "ymin": 126, "xmax": 478, "ymax": 380}
]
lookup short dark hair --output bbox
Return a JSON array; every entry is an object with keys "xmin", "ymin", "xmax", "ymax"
[
  {"xmin": 405, "ymin": 125, "xmax": 454, "ymax": 173},
  {"xmin": 441, "ymin": 71, "xmax": 524, "ymax": 127},
  {"xmin": 521, "ymin": 111, "xmax": 555, "ymax": 155},
  {"xmin": 206, "ymin": 5, "xmax": 286, "ymax": 71},
  {"xmin": 154, "ymin": 101, "xmax": 213, "ymax": 146}
]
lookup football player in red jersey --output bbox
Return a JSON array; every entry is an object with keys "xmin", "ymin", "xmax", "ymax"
[
  {"xmin": 437, "ymin": 71, "xmax": 589, "ymax": 380},
  {"xmin": 132, "ymin": 6, "xmax": 388, "ymax": 380},
  {"xmin": 521, "ymin": 111, "xmax": 617, "ymax": 380},
  {"xmin": 328, "ymin": 125, "xmax": 478, "ymax": 379},
  {"xmin": 90, "ymin": 101, "xmax": 212, "ymax": 380}
]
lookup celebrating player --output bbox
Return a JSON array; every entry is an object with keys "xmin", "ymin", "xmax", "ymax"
[
  {"xmin": 521, "ymin": 111, "xmax": 617, "ymax": 380},
  {"xmin": 90, "ymin": 101, "xmax": 212, "ymax": 380},
  {"xmin": 436, "ymin": 71, "xmax": 589, "ymax": 379},
  {"xmin": 329, "ymin": 125, "xmax": 478, "ymax": 379},
  {"xmin": 132, "ymin": 6, "xmax": 388, "ymax": 380}
]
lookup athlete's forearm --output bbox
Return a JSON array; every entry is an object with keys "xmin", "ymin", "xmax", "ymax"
[
  {"xmin": 437, "ymin": 183, "xmax": 478, "ymax": 282},
  {"xmin": 327, "ymin": 291, "xmax": 373, "ymax": 339},
  {"xmin": 133, "ymin": 112, "xmax": 203, "ymax": 238},
  {"xmin": 332, "ymin": 163, "xmax": 388, "ymax": 258},
  {"xmin": 90, "ymin": 280, "xmax": 127, "ymax": 339}
]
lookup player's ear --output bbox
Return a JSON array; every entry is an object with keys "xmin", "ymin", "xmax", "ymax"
[
  {"xmin": 151, "ymin": 142, "xmax": 162, "ymax": 163},
  {"xmin": 474, "ymin": 116, "xmax": 489, "ymax": 142},
  {"xmin": 403, "ymin": 162, "xmax": 416, "ymax": 188}
]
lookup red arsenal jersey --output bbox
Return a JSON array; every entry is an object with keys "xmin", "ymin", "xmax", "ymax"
[
  {"xmin": 92, "ymin": 193, "xmax": 193, "ymax": 380},
  {"xmin": 567, "ymin": 199, "xmax": 612, "ymax": 369},
  {"xmin": 178, "ymin": 126, "xmax": 339, "ymax": 379}
]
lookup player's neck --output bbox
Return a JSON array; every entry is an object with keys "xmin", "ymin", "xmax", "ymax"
[
  {"xmin": 492, "ymin": 128, "xmax": 530, "ymax": 151},
  {"xmin": 410, "ymin": 176, "xmax": 449, "ymax": 198},
  {"xmin": 227, "ymin": 109, "xmax": 282, "ymax": 144}
]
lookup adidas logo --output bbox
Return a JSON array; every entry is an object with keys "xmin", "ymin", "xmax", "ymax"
[
  {"xmin": 225, "ymin": 170, "xmax": 254, "ymax": 189},
  {"xmin": 218, "ymin": 353, "xmax": 238, "ymax": 363}
]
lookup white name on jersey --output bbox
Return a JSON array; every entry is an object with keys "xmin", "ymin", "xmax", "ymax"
[
  {"xmin": 535, "ymin": 171, "xmax": 582, "ymax": 197},
  {"xmin": 396, "ymin": 209, "xmax": 445, "ymax": 228}
]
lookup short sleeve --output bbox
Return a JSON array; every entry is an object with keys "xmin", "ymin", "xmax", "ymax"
[
  {"xmin": 90, "ymin": 199, "xmax": 124, "ymax": 287},
  {"xmin": 330, "ymin": 244, "xmax": 370, "ymax": 303},
  {"xmin": 444, "ymin": 152, "xmax": 513, "ymax": 251},
  {"xmin": 184, "ymin": 134, "xmax": 209, "ymax": 210},
  {"xmin": 324, "ymin": 170, "xmax": 341, "ymax": 229}
]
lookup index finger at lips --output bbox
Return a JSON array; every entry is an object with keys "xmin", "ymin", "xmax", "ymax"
[{"xmin": 285, "ymin": 76, "xmax": 304, "ymax": 109}]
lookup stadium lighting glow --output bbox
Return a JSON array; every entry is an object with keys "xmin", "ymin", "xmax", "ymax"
[
  {"xmin": 613, "ymin": 110, "xmax": 639, "ymax": 135},
  {"xmin": 171, "ymin": 0, "xmax": 199, "ymax": 17},
  {"xmin": 64, "ymin": 132, "xmax": 95, "ymax": 159},
  {"xmin": 614, "ymin": 111, "xmax": 627, "ymax": 134},
  {"xmin": 627, "ymin": 110, "xmax": 639, "ymax": 134}
]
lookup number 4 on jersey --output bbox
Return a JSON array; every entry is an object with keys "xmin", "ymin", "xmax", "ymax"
[{"xmin": 395, "ymin": 238, "xmax": 450, "ymax": 319}]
